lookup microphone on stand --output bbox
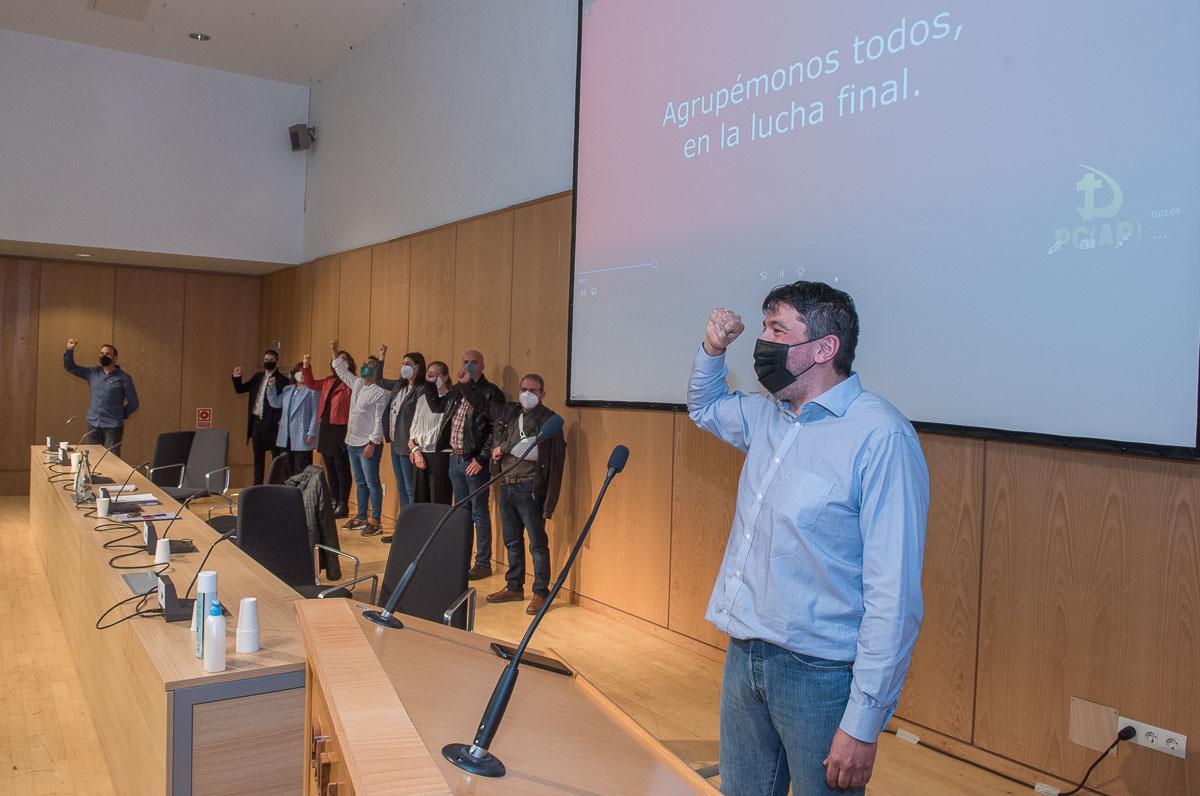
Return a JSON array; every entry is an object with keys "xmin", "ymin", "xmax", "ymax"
[
  {"xmin": 364, "ymin": 413, "xmax": 566, "ymax": 630},
  {"xmin": 107, "ymin": 462, "xmax": 150, "ymax": 518},
  {"xmin": 443, "ymin": 444, "xmax": 629, "ymax": 778},
  {"xmin": 89, "ymin": 442, "xmax": 122, "ymax": 484},
  {"xmin": 143, "ymin": 494, "xmax": 200, "ymax": 555},
  {"xmin": 44, "ymin": 415, "xmax": 76, "ymax": 452}
]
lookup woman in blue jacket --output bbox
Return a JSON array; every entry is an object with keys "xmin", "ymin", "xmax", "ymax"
[{"xmin": 267, "ymin": 362, "xmax": 320, "ymax": 474}]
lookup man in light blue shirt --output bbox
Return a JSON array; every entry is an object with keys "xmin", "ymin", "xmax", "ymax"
[{"xmin": 688, "ymin": 281, "xmax": 929, "ymax": 795}]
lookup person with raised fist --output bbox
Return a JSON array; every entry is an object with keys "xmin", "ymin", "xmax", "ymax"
[
  {"xmin": 63, "ymin": 338, "xmax": 138, "ymax": 457},
  {"xmin": 689, "ymin": 282, "xmax": 930, "ymax": 795}
]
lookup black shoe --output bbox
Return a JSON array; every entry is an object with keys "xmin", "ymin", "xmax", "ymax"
[
  {"xmin": 380, "ymin": 534, "xmax": 393, "ymax": 543},
  {"xmin": 468, "ymin": 563, "xmax": 493, "ymax": 581}
]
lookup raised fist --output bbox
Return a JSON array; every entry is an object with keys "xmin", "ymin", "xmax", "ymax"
[
  {"xmin": 66, "ymin": 339, "xmax": 78, "ymax": 350},
  {"xmin": 302, "ymin": 353, "xmax": 312, "ymax": 366},
  {"xmin": 233, "ymin": 366, "xmax": 243, "ymax": 378},
  {"xmin": 704, "ymin": 308, "xmax": 745, "ymax": 355}
]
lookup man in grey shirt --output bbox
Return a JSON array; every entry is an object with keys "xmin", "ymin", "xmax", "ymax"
[{"xmin": 64, "ymin": 338, "xmax": 139, "ymax": 457}]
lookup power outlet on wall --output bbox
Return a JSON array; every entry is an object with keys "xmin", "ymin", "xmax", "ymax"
[{"xmin": 1119, "ymin": 716, "xmax": 1187, "ymax": 759}]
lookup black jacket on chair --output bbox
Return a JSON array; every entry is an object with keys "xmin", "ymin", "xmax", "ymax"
[
  {"xmin": 232, "ymin": 370, "xmax": 290, "ymax": 442},
  {"xmin": 431, "ymin": 376, "xmax": 506, "ymax": 468}
]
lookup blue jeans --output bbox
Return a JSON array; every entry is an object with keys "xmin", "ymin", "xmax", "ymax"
[
  {"xmin": 499, "ymin": 481, "xmax": 550, "ymax": 596},
  {"xmin": 347, "ymin": 444, "xmax": 382, "ymax": 521},
  {"xmin": 448, "ymin": 454, "xmax": 491, "ymax": 566},
  {"xmin": 390, "ymin": 443, "xmax": 416, "ymax": 509},
  {"xmin": 720, "ymin": 638, "xmax": 861, "ymax": 796}
]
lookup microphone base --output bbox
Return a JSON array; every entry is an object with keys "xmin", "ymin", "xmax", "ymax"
[
  {"xmin": 442, "ymin": 743, "xmax": 505, "ymax": 778},
  {"xmin": 362, "ymin": 609, "xmax": 405, "ymax": 630}
]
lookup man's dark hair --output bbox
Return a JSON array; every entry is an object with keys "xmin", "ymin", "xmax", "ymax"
[
  {"xmin": 428, "ymin": 360, "xmax": 449, "ymax": 377},
  {"xmin": 100, "ymin": 344, "xmax": 118, "ymax": 358},
  {"xmin": 521, "ymin": 373, "xmax": 546, "ymax": 391},
  {"xmin": 762, "ymin": 281, "xmax": 859, "ymax": 376},
  {"xmin": 263, "ymin": 349, "xmax": 280, "ymax": 359}
]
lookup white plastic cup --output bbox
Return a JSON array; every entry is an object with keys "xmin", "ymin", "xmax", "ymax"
[
  {"xmin": 96, "ymin": 496, "xmax": 110, "ymax": 518},
  {"xmin": 235, "ymin": 597, "xmax": 260, "ymax": 653},
  {"xmin": 154, "ymin": 538, "xmax": 171, "ymax": 565},
  {"xmin": 46, "ymin": 435, "xmax": 52, "ymax": 449},
  {"xmin": 70, "ymin": 451, "xmax": 81, "ymax": 473},
  {"xmin": 59, "ymin": 440, "xmax": 69, "ymax": 451}
]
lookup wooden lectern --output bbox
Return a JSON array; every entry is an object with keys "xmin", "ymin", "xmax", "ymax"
[{"xmin": 295, "ymin": 599, "xmax": 717, "ymax": 795}]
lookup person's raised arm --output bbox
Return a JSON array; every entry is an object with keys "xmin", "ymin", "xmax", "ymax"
[
  {"xmin": 63, "ymin": 339, "xmax": 90, "ymax": 380},
  {"xmin": 265, "ymin": 376, "xmax": 284, "ymax": 409},
  {"xmin": 231, "ymin": 365, "xmax": 252, "ymax": 393},
  {"xmin": 687, "ymin": 308, "xmax": 757, "ymax": 451},
  {"xmin": 329, "ymin": 341, "xmax": 356, "ymax": 388}
]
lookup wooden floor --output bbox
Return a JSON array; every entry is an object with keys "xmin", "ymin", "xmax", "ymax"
[{"xmin": 0, "ymin": 494, "xmax": 1025, "ymax": 794}]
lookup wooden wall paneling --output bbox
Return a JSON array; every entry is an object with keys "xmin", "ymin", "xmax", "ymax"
[
  {"xmin": 974, "ymin": 443, "xmax": 1199, "ymax": 796},
  {"xmin": 112, "ymin": 268, "xmax": 185, "ymax": 467},
  {"xmin": 368, "ymin": 240, "xmax": 412, "ymax": 521},
  {"xmin": 369, "ymin": 239, "xmax": 412, "ymax": 372},
  {"xmin": 308, "ymin": 256, "xmax": 341, "ymax": 363},
  {"xmin": 510, "ymin": 196, "xmax": 576, "ymax": 576},
  {"xmin": 259, "ymin": 270, "xmax": 288, "ymax": 357},
  {"xmin": 668, "ymin": 415, "xmax": 742, "ymax": 650},
  {"xmin": 337, "ymin": 248, "xmax": 373, "ymax": 364},
  {"xmin": 0, "ymin": 260, "xmax": 40, "ymax": 492},
  {"xmin": 572, "ymin": 408, "xmax": 674, "ymax": 625},
  {"xmin": 406, "ymin": 227, "xmax": 456, "ymax": 362},
  {"xmin": 35, "ymin": 262, "xmax": 115, "ymax": 456},
  {"xmin": 510, "ymin": 196, "xmax": 572, "ymax": 396},
  {"xmin": 895, "ymin": 433, "xmax": 983, "ymax": 742},
  {"xmin": 453, "ymin": 212, "xmax": 514, "ymax": 394},
  {"xmin": 283, "ymin": 264, "xmax": 314, "ymax": 367},
  {"xmin": 180, "ymin": 273, "xmax": 261, "ymax": 487}
]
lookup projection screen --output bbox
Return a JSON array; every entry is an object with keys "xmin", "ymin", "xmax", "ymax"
[{"xmin": 569, "ymin": 0, "xmax": 1200, "ymax": 457}]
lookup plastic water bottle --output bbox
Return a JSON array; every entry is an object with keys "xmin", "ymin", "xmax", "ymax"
[{"xmin": 203, "ymin": 598, "xmax": 226, "ymax": 673}]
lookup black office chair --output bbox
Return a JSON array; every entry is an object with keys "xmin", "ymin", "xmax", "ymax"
[
  {"xmin": 151, "ymin": 428, "xmax": 231, "ymax": 502},
  {"xmin": 149, "ymin": 431, "xmax": 194, "ymax": 487},
  {"xmin": 340, "ymin": 503, "xmax": 475, "ymax": 630},
  {"xmin": 266, "ymin": 453, "xmax": 294, "ymax": 485},
  {"xmin": 233, "ymin": 485, "xmax": 361, "ymax": 599}
]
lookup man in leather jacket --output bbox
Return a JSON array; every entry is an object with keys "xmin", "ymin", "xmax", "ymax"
[{"xmin": 432, "ymin": 349, "xmax": 506, "ymax": 579}]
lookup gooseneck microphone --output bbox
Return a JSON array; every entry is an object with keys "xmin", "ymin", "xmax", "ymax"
[
  {"xmin": 44, "ymin": 415, "xmax": 76, "ymax": 451},
  {"xmin": 364, "ymin": 413, "xmax": 566, "ymax": 630},
  {"xmin": 183, "ymin": 529, "xmax": 238, "ymax": 600},
  {"xmin": 443, "ymin": 444, "xmax": 629, "ymax": 778},
  {"xmin": 88, "ymin": 442, "xmax": 122, "ymax": 484}
]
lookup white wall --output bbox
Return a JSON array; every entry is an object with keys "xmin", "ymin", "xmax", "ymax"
[
  {"xmin": 0, "ymin": 28, "xmax": 309, "ymax": 264},
  {"xmin": 303, "ymin": 0, "xmax": 577, "ymax": 260}
]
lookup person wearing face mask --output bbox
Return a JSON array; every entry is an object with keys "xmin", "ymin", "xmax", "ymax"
[
  {"xmin": 405, "ymin": 361, "xmax": 454, "ymax": 511},
  {"xmin": 301, "ymin": 351, "xmax": 354, "ymax": 518},
  {"xmin": 63, "ymin": 338, "xmax": 139, "ymax": 457},
  {"xmin": 431, "ymin": 349, "xmax": 506, "ymax": 580},
  {"xmin": 232, "ymin": 348, "xmax": 290, "ymax": 485},
  {"xmin": 482, "ymin": 374, "xmax": 567, "ymax": 616},
  {"xmin": 330, "ymin": 339, "xmax": 391, "ymax": 536},
  {"xmin": 266, "ymin": 361, "xmax": 320, "ymax": 475},
  {"xmin": 377, "ymin": 346, "xmax": 427, "ymax": 522},
  {"xmin": 688, "ymin": 281, "xmax": 929, "ymax": 796}
]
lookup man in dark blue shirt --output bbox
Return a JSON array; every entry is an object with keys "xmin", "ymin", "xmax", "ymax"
[{"xmin": 63, "ymin": 339, "xmax": 139, "ymax": 457}]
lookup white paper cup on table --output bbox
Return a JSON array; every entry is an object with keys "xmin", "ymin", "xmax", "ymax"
[
  {"xmin": 96, "ymin": 496, "xmax": 110, "ymax": 518},
  {"xmin": 154, "ymin": 538, "xmax": 171, "ymax": 565},
  {"xmin": 46, "ymin": 436, "xmax": 52, "ymax": 449},
  {"xmin": 235, "ymin": 597, "xmax": 260, "ymax": 653},
  {"xmin": 70, "ymin": 451, "xmax": 81, "ymax": 472}
]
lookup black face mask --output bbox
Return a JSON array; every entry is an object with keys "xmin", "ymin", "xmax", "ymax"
[
  {"xmin": 263, "ymin": 361, "xmax": 277, "ymax": 371},
  {"xmin": 99, "ymin": 355, "xmax": 113, "ymax": 368},
  {"xmin": 753, "ymin": 338, "xmax": 821, "ymax": 394}
]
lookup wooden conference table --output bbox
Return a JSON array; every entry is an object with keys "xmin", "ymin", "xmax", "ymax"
[
  {"xmin": 296, "ymin": 598, "xmax": 717, "ymax": 795},
  {"xmin": 29, "ymin": 445, "xmax": 308, "ymax": 795},
  {"xmin": 31, "ymin": 445, "xmax": 715, "ymax": 795}
]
